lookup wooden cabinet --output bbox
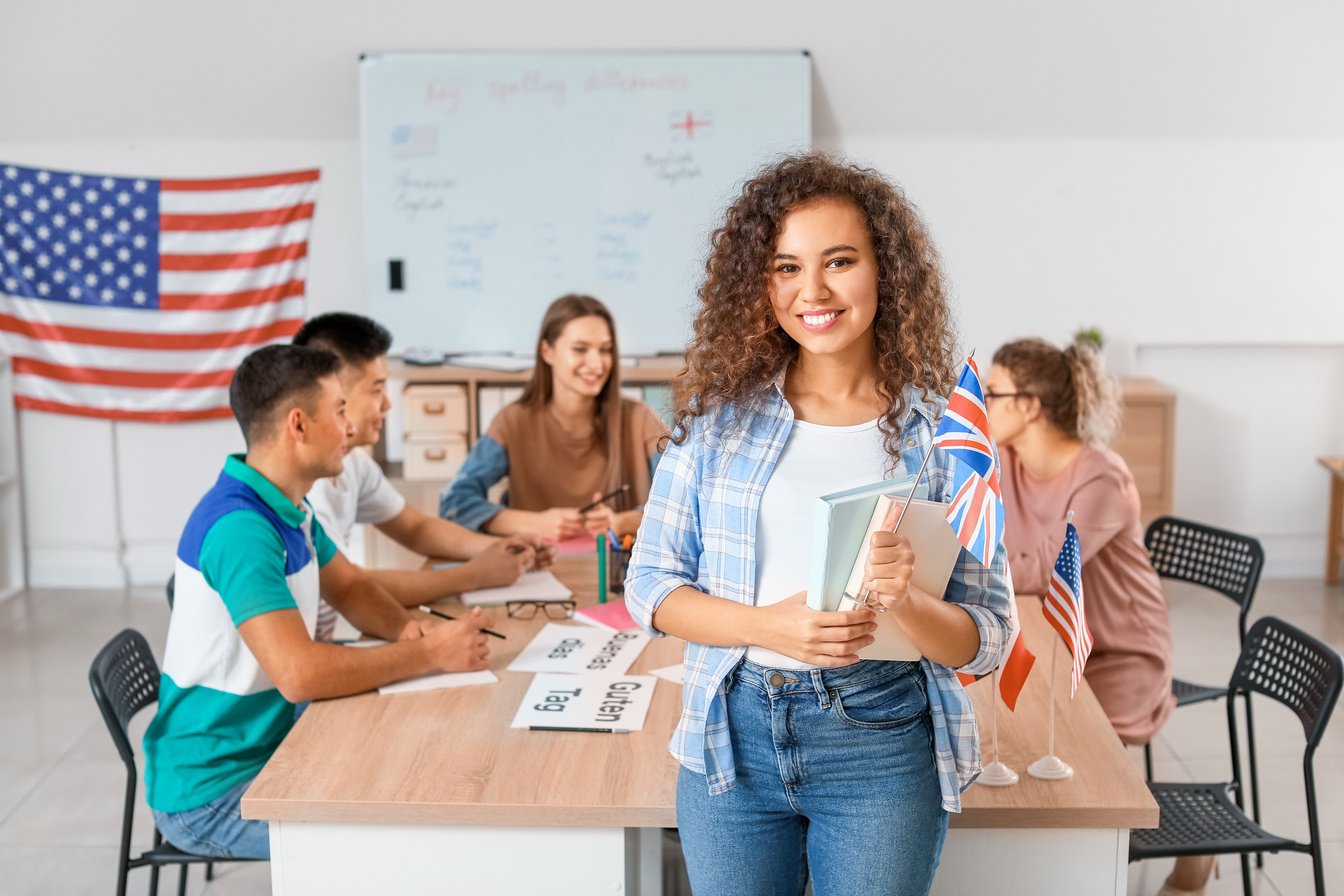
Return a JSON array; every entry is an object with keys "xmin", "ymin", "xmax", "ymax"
[
  {"xmin": 0, "ymin": 355, "xmax": 24, "ymax": 600},
  {"xmin": 1113, "ymin": 378, "xmax": 1176, "ymax": 524}
]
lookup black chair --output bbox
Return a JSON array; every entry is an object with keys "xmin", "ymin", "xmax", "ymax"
[
  {"xmin": 1130, "ymin": 616, "xmax": 1342, "ymax": 895},
  {"xmin": 1142, "ymin": 518, "xmax": 1264, "ymax": 811},
  {"xmin": 89, "ymin": 628, "xmax": 260, "ymax": 896}
]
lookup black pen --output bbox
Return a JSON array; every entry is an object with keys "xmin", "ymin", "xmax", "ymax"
[
  {"xmin": 528, "ymin": 725, "xmax": 630, "ymax": 734},
  {"xmin": 417, "ymin": 605, "xmax": 507, "ymax": 640},
  {"xmin": 578, "ymin": 483, "xmax": 630, "ymax": 514}
]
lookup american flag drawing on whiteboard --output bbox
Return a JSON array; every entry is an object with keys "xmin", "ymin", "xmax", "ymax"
[
  {"xmin": 1043, "ymin": 519, "xmax": 1094, "ymax": 698},
  {"xmin": 0, "ymin": 163, "xmax": 319, "ymax": 422}
]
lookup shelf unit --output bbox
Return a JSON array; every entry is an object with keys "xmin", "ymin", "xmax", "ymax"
[{"xmin": 0, "ymin": 355, "xmax": 24, "ymax": 600}]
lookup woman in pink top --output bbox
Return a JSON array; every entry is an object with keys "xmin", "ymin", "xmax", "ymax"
[{"xmin": 987, "ymin": 338, "xmax": 1208, "ymax": 895}]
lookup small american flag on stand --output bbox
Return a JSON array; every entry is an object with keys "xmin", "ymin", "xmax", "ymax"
[
  {"xmin": 1042, "ymin": 516, "xmax": 1094, "ymax": 697},
  {"xmin": 931, "ymin": 356, "xmax": 1005, "ymax": 567},
  {"xmin": 0, "ymin": 163, "xmax": 319, "ymax": 422}
]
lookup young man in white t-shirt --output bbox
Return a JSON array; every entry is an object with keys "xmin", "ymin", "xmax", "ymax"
[{"xmin": 295, "ymin": 313, "xmax": 552, "ymax": 639}]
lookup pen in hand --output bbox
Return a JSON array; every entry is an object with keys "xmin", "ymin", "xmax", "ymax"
[
  {"xmin": 417, "ymin": 605, "xmax": 507, "ymax": 640},
  {"xmin": 578, "ymin": 483, "xmax": 630, "ymax": 514}
]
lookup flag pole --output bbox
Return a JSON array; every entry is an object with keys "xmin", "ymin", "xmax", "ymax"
[
  {"xmin": 1028, "ymin": 629, "xmax": 1074, "ymax": 780},
  {"xmin": 855, "ymin": 435, "xmax": 936, "ymax": 611},
  {"xmin": 977, "ymin": 666, "xmax": 1019, "ymax": 786}
]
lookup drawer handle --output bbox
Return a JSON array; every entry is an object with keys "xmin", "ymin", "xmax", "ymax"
[
  {"xmin": 424, "ymin": 447, "xmax": 448, "ymax": 462},
  {"xmin": 422, "ymin": 401, "xmax": 446, "ymax": 415}
]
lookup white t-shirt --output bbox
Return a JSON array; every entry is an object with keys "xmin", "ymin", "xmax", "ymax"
[
  {"xmin": 747, "ymin": 417, "xmax": 894, "ymax": 670},
  {"xmin": 307, "ymin": 448, "xmax": 407, "ymax": 552}
]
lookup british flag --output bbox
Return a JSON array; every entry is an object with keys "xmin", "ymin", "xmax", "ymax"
[
  {"xmin": 932, "ymin": 357, "xmax": 1005, "ymax": 567},
  {"xmin": 1043, "ymin": 519, "xmax": 1093, "ymax": 698}
]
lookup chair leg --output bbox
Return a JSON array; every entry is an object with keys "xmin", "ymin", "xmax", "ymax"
[
  {"xmin": 206, "ymin": 862, "xmax": 213, "ymax": 881},
  {"xmin": 176, "ymin": 864, "xmax": 188, "ymax": 896},
  {"xmin": 1143, "ymin": 742, "xmax": 1153, "ymax": 781},
  {"xmin": 1240, "ymin": 852, "xmax": 1252, "ymax": 896},
  {"xmin": 1245, "ymin": 693, "xmax": 1263, "ymax": 868},
  {"xmin": 148, "ymin": 865, "xmax": 160, "ymax": 896}
]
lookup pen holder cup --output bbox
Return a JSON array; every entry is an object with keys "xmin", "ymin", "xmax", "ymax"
[{"xmin": 607, "ymin": 543, "xmax": 632, "ymax": 596}]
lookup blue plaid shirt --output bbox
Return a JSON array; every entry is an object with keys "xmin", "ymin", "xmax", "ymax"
[{"xmin": 626, "ymin": 378, "xmax": 1013, "ymax": 813}]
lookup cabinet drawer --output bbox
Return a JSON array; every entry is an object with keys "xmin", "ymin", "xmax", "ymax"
[
  {"xmin": 1113, "ymin": 400, "xmax": 1171, "ymax": 507},
  {"xmin": 402, "ymin": 435, "xmax": 468, "ymax": 481},
  {"xmin": 403, "ymin": 385, "xmax": 468, "ymax": 435}
]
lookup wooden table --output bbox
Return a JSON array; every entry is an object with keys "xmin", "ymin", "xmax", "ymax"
[
  {"xmin": 243, "ymin": 558, "xmax": 1155, "ymax": 895},
  {"xmin": 1320, "ymin": 457, "xmax": 1344, "ymax": 584}
]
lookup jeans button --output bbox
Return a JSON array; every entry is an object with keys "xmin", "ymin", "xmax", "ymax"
[{"xmin": 767, "ymin": 671, "xmax": 784, "ymax": 688}]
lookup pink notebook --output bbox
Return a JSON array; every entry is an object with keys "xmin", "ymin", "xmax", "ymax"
[
  {"xmin": 573, "ymin": 600, "xmax": 638, "ymax": 632},
  {"xmin": 553, "ymin": 535, "xmax": 596, "ymax": 555}
]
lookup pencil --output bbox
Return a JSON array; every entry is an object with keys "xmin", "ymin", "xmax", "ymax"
[
  {"xmin": 417, "ymin": 605, "xmax": 507, "ymax": 640},
  {"xmin": 578, "ymin": 483, "xmax": 630, "ymax": 514}
]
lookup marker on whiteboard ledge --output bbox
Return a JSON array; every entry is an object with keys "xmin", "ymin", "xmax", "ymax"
[{"xmin": 528, "ymin": 726, "xmax": 631, "ymax": 734}]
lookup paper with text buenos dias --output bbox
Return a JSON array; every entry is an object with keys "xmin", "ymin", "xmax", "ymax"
[
  {"xmin": 461, "ymin": 569, "xmax": 573, "ymax": 607},
  {"xmin": 510, "ymin": 672, "xmax": 657, "ymax": 731},
  {"xmin": 506, "ymin": 622, "xmax": 650, "ymax": 675}
]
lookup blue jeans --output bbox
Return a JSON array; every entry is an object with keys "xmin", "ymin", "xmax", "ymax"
[
  {"xmin": 676, "ymin": 660, "xmax": 947, "ymax": 896},
  {"xmin": 152, "ymin": 778, "xmax": 270, "ymax": 860}
]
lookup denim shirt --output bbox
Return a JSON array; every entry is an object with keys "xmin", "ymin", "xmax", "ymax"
[{"xmin": 625, "ymin": 379, "xmax": 1013, "ymax": 813}]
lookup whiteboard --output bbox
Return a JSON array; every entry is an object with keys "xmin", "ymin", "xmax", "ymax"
[{"xmin": 359, "ymin": 51, "xmax": 811, "ymax": 355}]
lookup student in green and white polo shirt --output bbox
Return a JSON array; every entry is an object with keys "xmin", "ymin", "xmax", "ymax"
[{"xmin": 143, "ymin": 345, "xmax": 496, "ymax": 861}]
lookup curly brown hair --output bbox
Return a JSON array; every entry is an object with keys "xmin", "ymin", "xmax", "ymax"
[
  {"xmin": 669, "ymin": 152, "xmax": 959, "ymax": 463},
  {"xmin": 991, "ymin": 337, "xmax": 1120, "ymax": 445}
]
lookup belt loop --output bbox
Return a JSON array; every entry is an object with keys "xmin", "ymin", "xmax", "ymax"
[{"xmin": 811, "ymin": 668, "xmax": 830, "ymax": 709}]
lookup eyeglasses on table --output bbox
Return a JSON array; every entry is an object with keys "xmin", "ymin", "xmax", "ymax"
[{"xmin": 506, "ymin": 600, "xmax": 576, "ymax": 620}]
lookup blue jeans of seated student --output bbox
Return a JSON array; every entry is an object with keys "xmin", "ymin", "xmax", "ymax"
[
  {"xmin": 676, "ymin": 660, "xmax": 947, "ymax": 896},
  {"xmin": 152, "ymin": 778, "xmax": 270, "ymax": 860}
]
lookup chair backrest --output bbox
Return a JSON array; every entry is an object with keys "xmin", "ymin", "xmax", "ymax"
[
  {"xmin": 1230, "ymin": 616, "xmax": 1343, "ymax": 753},
  {"xmin": 88, "ymin": 629, "xmax": 160, "ymax": 772},
  {"xmin": 1144, "ymin": 516, "xmax": 1265, "ymax": 638}
]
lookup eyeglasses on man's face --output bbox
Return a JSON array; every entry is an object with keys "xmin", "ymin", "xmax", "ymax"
[{"xmin": 506, "ymin": 600, "xmax": 576, "ymax": 620}]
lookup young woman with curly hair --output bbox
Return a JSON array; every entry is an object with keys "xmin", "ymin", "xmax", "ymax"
[{"xmin": 626, "ymin": 153, "xmax": 1013, "ymax": 895}]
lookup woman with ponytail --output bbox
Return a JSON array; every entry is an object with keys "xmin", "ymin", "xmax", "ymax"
[{"xmin": 986, "ymin": 339, "xmax": 1208, "ymax": 895}]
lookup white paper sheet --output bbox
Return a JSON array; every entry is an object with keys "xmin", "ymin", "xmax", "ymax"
[
  {"xmin": 510, "ymin": 672, "xmax": 657, "ymax": 731},
  {"xmin": 649, "ymin": 663, "xmax": 685, "ymax": 684},
  {"xmin": 379, "ymin": 669, "xmax": 498, "ymax": 695},
  {"xmin": 461, "ymin": 570, "xmax": 573, "ymax": 607}
]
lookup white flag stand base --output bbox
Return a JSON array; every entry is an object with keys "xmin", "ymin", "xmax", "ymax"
[
  {"xmin": 1027, "ymin": 754, "xmax": 1074, "ymax": 780},
  {"xmin": 978, "ymin": 760, "xmax": 1020, "ymax": 787}
]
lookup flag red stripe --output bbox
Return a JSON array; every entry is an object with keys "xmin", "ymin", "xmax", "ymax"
[
  {"xmin": 15, "ymin": 395, "xmax": 234, "ymax": 423},
  {"xmin": 999, "ymin": 635, "xmax": 1036, "ymax": 712},
  {"xmin": 0, "ymin": 312, "xmax": 301, "ymax": 350},
  {"xmin": 159, "ymin": 203, "xmax": 315, "ymax": 232},
  {"xmin": 949, "ymin": 395, "xmax": 991, "ymax": 436},
  {"xmin": 12, "ymin": 356, "xmax": 235, "ymax": 389},
  {"xmin": 159, "ymin": 278, "xmax": 305, "ymax": 311},
  {"xmin": 161, "ymin": 170, "xmax": 321, "ymax": 191},
  {"xmin": 160, "ymin": 241, "xmax": 307, "ymax": 272}
]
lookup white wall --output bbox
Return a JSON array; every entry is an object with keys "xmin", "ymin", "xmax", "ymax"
[{"xmin": 2, "ymin": 0, "xmax": 1342, "ymax": 584}]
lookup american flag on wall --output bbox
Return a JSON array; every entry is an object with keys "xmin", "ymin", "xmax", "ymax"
[{"xmin": 0, "ymin": 163, "xmax": 319, "ymax": 422}]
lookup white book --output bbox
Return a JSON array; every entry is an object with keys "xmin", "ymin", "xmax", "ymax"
[{"xmin": 807, "ymin": 478, "xmax": 962, "ymax": 661}]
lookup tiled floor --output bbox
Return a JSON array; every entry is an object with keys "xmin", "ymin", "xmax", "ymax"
[{"xmin": 0, "ymin": 579, "xmax": 1341, "ymax": 895}]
